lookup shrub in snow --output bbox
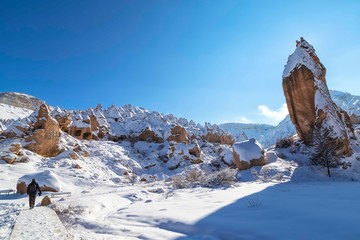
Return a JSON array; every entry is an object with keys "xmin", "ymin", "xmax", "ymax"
[
  {"xmin": 125, "ymin": 172, "xmax": 138, "ymax": 185},
  {"xmin": 275, "ymin": 137, "xmax": 294, "ymax": 148},
  {"xmin": 204, "ymin": 168, "xmax": 237, "ymax": 187},
  {"xmin": 171, "ymin": 168, "xmax": 237, "ymax": 189}
]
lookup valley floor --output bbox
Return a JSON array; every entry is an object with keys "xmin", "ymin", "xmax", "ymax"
[{"xmin": 2, "ymin": 180, "xmax": 360, "ymax": 240}]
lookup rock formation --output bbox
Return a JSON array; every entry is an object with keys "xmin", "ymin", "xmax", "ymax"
[
  {"xmin": 167, "ymin": 126, "xmax": 189, "ymax": 143},
  {"xmin": 282, "ymin": 37, "xmax": 353, "ymax": 156},
  {"xmin": 204, "ymin": 132, "xmax": 234, "ymax": 145},
  {"xmin": 188, "ymin": 142, "xmax": 201, "ymax": 157},
  {"xmin": 41, "ymin": 196, "xmax": 52, "ymax": 206},
  {"xmin": 67, "ymin": 111, "xmax": 93, "ymax": 140},
  {"xmin": 138, "ymin": 128, "xmax": 164, "ymax": 143},
  {"xmin": 232, "ymin": 138, "xmax": 265, "ymax": 170},
  {"xmin": 17, "ymin": 170, "xmax": 61, "ymax": 194},
  {"xmin": 24, "ymin": 104, "xmax": 63, "ymax": 157}
]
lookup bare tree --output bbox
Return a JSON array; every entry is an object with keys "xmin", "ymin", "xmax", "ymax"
[{"xmin": 311, "ymin": 128, "xmax": 342, "ymax": 177}]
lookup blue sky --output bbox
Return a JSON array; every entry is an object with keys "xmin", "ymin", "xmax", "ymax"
[{"xmin": 0, "ymin": 0, "xmax": 359, "ymax": 125}]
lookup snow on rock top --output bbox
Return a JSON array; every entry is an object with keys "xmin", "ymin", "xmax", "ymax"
[
  {"xmin": 233, "ymin": 138, "xmax": 263, "ymax": 162},
  {"xmin": 282, "ymin": 37, "xmax": 325, "ymax": 79}
]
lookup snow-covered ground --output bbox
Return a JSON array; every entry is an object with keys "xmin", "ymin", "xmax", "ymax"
[
  {"xmin": 10, "ymin": 206, "xmax": 71, "ymax": 240},
  {"xmin": 2, "ymin": 178, "xmax": 360, "ymax": 239},
  {"xmin": 2, "ymin": 90, "xmax": 360, "ymax": 239},
  {"xmin": 2, "ymin": 136, "xmax": 360, "ymax": 240}
]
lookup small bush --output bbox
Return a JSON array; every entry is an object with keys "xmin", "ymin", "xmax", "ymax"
[
  {"xmin": 275, "ymin": 137, "xmax": 294, "ymax": 148},
  {"xmin": 171, "ymin": 168, "xmax": 237, "ymax": 189},
  {"xmin": 125, "ymin": 172, "xmax": 138, "ymax": 185},
  {"xmin": 204, "ymin": 168, "xmax": 236, "ymax": 187},
  {"xmin": 185, "ymin": 169, "xmax": 202, "ymax": 182}
]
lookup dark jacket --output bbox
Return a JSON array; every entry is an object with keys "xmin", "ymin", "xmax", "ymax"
[{"xmin": 27, "ymin": 181, "xmax": 42, "ymax": 195}]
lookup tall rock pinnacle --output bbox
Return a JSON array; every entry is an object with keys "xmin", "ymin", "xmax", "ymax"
[{"xmin": 282, "ymin": 37, "xmax": 353, "ymax": 156}]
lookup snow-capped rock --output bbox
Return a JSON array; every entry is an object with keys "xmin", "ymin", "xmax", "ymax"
[
  {"xmin": 232, "ymin": 138, "xmax": 265, "ymax": 170},
  {"xmin": 282, "ymin": 37, "xmax": 353, "ymax": 156},
  {"xmin": 16, "ymin": 170, "xmax": 61, "ymax": 194},
  {"xmin": 220, "ymin": 90, "xmax": 360, "ymax": 148}
]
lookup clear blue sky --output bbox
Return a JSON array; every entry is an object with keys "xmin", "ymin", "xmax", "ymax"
[{"xmin": 1, "ymin": 0, "xmax": 359, "ymax": 125}]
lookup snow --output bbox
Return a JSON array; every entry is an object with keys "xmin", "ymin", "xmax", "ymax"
[
  {"xmin": 1, "ymin": 132, "xmax": 360, "ymax": 239},
  {"xmin": 0, "ymin": 103, "xmax": 33, "ymax": 121},
  {"xmin": 2, "ymin": 89, "xmax": 360, "ymax": 239},
  {"xmin": 282, "ymin": 39, "xmax": 324, "ymax": 78},
  {"xmin": 10, "ymin": 207, "xmax": 71, "ymax": 240},
  {"xmin": 18, "ymin": 170, "xmax": 62, "ymax": 192},
  {"xmin": 233, "ymin": 138, "xmax": 263, "ymax": 162}
]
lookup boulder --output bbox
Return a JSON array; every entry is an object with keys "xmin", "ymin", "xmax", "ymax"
[
  {"xmin": 24, "ymin": 104, "xmax": 63, "ymax": 157},
  {"xmin": 232, "ymin": 138, "xmax": 265, "ymax": 170},
  {"xmin": 41, "ymin": 196, "xmax": 52, "ymax": 206},
  {"xmin": 188, "ymin": 143, "xmax": 201, "ymax": 157},
  {"xmin": 167, "ymin": 126, "xmax": 189, "ymax": 143},
  {"xmin": 138, "ymin": 128, "xmax": 164, "ymax": 143},
  {"xmin": 282, "ymin": 37, "xmax": 353, "ymax": 156},
  {"xmin": 9, "ymin": 143, "xmax": 22, "ymax": 154},
  {"xmin": 69, "ymin": 151, "xmax": 79, "ymax": 160},
  {"xmin": 17, "ymin": 170, "xmax": 61, "ymax": 194},
  {"xmin": 16, "ymin": 181, "xmax": 27, "ymax": 194},
  {"xmin": 0, "ymin": 142, "xmax": 24, "ymax": 164}
]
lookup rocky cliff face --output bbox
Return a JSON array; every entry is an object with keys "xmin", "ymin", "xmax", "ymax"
[
  {"xmin": 24, "ymin": 104, "xmax": 63, "ymax": 157},
  {"xmin": 282, "ymin": 37, "xmax": 353, "ymax": 156},
  {"xmin": 0, "ymin": 92, "xmax": 42, "ymax": 110}
]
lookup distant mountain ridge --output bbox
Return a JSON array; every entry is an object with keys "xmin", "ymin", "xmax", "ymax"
[
  {"xmin": 0, "ymin": 92, "xmax": 42, "ymax": 110},
  {"xmin": 0, "ymin": 92, "xmax": 233, "ymax": 145},
  {"xmin": 1, "ymin": 90, "xmax": 359, "ymax": 148}
]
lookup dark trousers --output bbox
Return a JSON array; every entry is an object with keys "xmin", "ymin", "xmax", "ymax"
[{"xmin": 29, "ymin": 193, "xmax": 36, "ymax": 209}]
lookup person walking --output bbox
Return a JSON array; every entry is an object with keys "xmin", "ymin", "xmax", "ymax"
[{"xmin": 27, "ymin": 179, "xmax": 42, "ymax": 209}]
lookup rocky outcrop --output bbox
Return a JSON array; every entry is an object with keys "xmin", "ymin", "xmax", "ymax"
[
  {"xmin": 349, "ymin": 114, "xmax": 360, "ymax": 124},
  {"xmin": 24, "ymin": 104, "xmax": 63, "ymax": 157},
  {"xmin": 67, "ymin": 111, "xmax": 93, "ymax": 140},
  {"xmin": 138, "ymin": 128, "xmax": 164, "ymax": 143},
  {"xmin": 1, "ymin": 121, "xmax": 30, "ymax": 138},
  {"xmin": 282, "ymin": 37, "xmax": 353, "ymax": 156},
  {"xmin": 203, "ymin": 132, "xmax": 234, "ymax": 145},
  {"xmin": 0, "ymin": 142, "xmax": 29, "ymax": 164},
  {"xmin": 53, "ymin": 111, "xmax": 72, "ymax": 133},
  {"xmin": 167, "ymin": 126, "xmax": 189, "ymax": 143},
  {"xmin": 188, "ymin": 142, "xmax": 201, "ymax": 157},
  {"xmin": 232, "ymin": 138, "xmax": 265, "ymax": 170}
]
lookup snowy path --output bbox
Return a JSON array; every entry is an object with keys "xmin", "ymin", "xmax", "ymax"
[{"xmin": 10, "ymin": 206, "xmax": 72, "ymax": 240}]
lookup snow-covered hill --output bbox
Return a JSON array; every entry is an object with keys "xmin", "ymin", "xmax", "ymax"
[
  {"xmin": 0, "ymin": 103, "xmax": 33, "ymax": 121},
  {"xmin": 0, "ymin": 92, "xmax": 42, "ymax": 111},
  {"xmin": 220, "ymin": 90, "xmax": 360, "ymax": 147}
]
